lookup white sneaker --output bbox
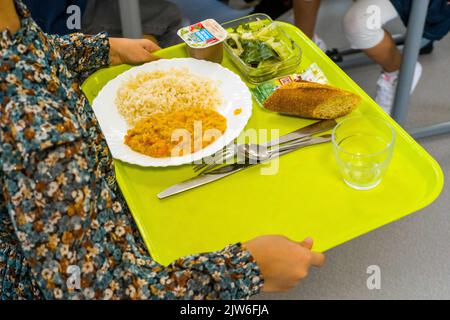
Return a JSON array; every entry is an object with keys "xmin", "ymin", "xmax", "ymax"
[
  {"xmin": 375, "ymin": 62, "xmax": 422, "ymax": 114},
  {"xmin": 312, "ymin": 34, "xmax": 327, "ymax": 52}
]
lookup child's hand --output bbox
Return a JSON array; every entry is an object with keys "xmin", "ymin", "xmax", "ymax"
[
  {"xmin": 244, "ymin": 236, "xmax": 325, "ymax": 292},
  {"xmin": 109, "ymin": 38, "xmax": 161, "ymax": 66}
]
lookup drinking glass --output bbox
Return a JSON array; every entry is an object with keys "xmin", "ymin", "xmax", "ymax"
[{"xmin": 332, "ymin": 116, "xmax": 395, "ymax": 190}]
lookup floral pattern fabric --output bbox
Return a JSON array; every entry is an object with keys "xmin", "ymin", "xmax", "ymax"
[{"xmin": 0, "ymin": 0, "xmax": 263, "ymax": 300}]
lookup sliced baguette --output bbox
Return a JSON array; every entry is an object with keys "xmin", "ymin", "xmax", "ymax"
[{"xmin": 263, "ymin": 80, "xmax": 361, "ymax": 119}]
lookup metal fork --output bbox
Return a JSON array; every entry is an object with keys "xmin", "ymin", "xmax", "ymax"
[
  {"xmin": 193, "ymin": 135, "xmax": 312, "ymax": 174},
  {"xmin": 201, "ymin": 134, "xmax": 332, "ymax": 175},
  {"xmin": 193, "ymin": 119, "xmax": 337, "ymax": 173},
  {"xmin": 193, "ymin": 143, "xmax": 238, "ymax": 173}
]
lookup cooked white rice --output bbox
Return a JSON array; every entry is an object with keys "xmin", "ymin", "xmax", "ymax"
[{"xmin": 116, "ymin": 68, "xmax": 222, "ymax": 125}]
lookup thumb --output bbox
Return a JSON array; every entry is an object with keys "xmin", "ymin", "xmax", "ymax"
[
  {"xmin": 139, "ymin": 48, "xmax": 161, "ymax": 63},
  {"xmin": 299, "ymin": 237, "xmax": 314, "ymax": 250},
  {"xmin": 146, "ymin": 52, "xmax": 161, "ymax": 62},
  {"xmin": 139, "ymin": 39, "xmax": 161, "ymax": 52}
]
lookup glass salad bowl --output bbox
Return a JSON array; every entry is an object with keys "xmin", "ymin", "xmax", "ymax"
[{"xmin": 222, "ymin": 13, "xmax": 303, "ymax": 84}]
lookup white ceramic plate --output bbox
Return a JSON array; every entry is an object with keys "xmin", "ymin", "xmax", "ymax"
[{"xmin": 92, "ymin": 58, "xmax": 252, "ymax": 167}]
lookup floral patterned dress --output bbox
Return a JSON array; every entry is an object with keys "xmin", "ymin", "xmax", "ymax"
[{"xmin": 0, "ymin": 1, "xmax": 263, "ymax": 300}]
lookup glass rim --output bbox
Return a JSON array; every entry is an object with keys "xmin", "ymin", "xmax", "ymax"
[{"xmin": 332, "ymin": 115, "xmax": 396, "ymax": 158}]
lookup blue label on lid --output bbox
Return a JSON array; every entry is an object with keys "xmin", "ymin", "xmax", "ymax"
[{"xmin": 194, "ymin": 29, "xmax": 214, "ymax": 42}]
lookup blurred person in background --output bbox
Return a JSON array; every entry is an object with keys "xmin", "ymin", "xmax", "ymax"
[
  {"xmin": 243, "ymin": 0, "xmax": 327, "ymax": 50},
  {"xmin": 82, "ymin": 0, "xmax": 184, "ymax": 47},
  {"xmin": 291, "ymin": 0, "xmax": 326, "ymax": 50},
  {"xmin": 255, "ymin": 0, "xmax": 449, "ymax": 113},
  {"xmin": 343, "ymin": 0, "xmax": 450, "ymax": 113},
  {"xmin": 22, "ymin": 0, "xmax": 87, "ymax": 34},
  {"xmin": 21, "ymin": 0, "xmax": 183, "ymax": 46}
]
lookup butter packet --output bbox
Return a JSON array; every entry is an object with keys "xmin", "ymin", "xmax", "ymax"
[
  {"xmin": 251, "ymin": 63, "xmax": 328, "ymax": 107},
  {"xmin": 299, "ymin": 62, "xmax": 328, "ymax": 84}
]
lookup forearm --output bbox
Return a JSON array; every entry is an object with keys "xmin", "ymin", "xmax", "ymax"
[
  {"xmin": 47, "ymin": 32, "xmax": 110, "ymax": 82},
  {"xmin": 163, "ymin": 243, "xmax": 263, "ymax": 299},
  {"xmin": 293, "ymin": 0, "xmax": 321, "ymax": 39},
  {"xmin": 0, "ymin": 119, "xmax": 262, "ymax": 299},
  {"xmin": 0, "ymin": 145, "xmax": 262, "ymax": 299}
]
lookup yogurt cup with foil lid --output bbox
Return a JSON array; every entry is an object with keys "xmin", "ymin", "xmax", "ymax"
[{"xmin": 178, "ymin": 19, "xmax": 228, "ymax": 63}]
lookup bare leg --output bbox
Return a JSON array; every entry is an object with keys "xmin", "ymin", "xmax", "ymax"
[
  {"xmin": 293, "ymin": 0, "xmax": 321, "ymax": 39},
  {"xmin": 362, "ymin": 30, "xmax": 402, "ymax": 72}
]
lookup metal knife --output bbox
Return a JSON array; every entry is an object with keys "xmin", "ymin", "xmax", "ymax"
[
  {"xmin": 158, "ymin": 135, "xmax": 332, "ymax": 199},
  {"xmin": 265, "ymin": 119, "xmax": 336, "ymax": 147}
]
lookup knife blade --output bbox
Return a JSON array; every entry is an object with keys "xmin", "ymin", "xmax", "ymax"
[
  {"xmin": 266, "ymin": 119, "xmax": 336, "ymax": 147},
  {"xmin": 157, "ymin": 165, "xmax": 249, "ymax": 199},
  {"xmin": 158, "ymin": 135, "xmax": 331, "ymax": 199}
]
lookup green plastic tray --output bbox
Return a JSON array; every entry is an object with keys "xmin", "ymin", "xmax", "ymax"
[{"xmin": 82, "ymin": 22, "xmax": 444, "ymax": 266}]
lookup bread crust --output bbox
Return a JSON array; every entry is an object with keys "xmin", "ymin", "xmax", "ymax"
[{"xmin": 263, "ymin": 81, "xmax": 361, "ymax": 119}]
